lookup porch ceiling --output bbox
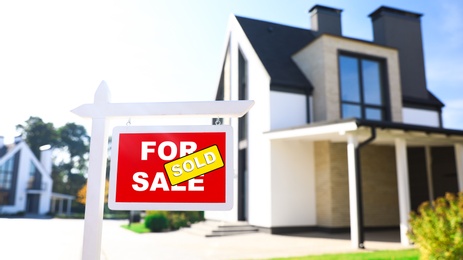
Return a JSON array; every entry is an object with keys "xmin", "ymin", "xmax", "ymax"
[{"xmin": 264, "ymin": 119, "xmax": 463, "ymax": 146}]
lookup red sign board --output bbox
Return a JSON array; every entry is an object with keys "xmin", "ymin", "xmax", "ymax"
[{"xmin": 108, "ymin": 125, "xmax": 233, "ymax": 210}]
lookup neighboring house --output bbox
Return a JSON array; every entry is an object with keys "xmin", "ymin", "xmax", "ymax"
[
  {"xmin": 0, "ymin": 136, "xmax": 73, "ymax": 216},
  {"xmin": 207, "ymin": 5, "xmax": 463, "ymax": 248}
]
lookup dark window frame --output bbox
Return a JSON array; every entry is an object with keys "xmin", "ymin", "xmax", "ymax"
[
  {"xmin": 238, "ymin": 47, "xmax": 248, "ymax": 141},
  {"xmin": 338, "ymin": 50, "xmax": 391, "ymax": 121}
]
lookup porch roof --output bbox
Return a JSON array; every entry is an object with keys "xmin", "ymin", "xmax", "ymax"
[
  {"xmin": 51, "ymin": 193, "xmax": 75, "ymax": 200},
  {"xmin": 264, "ymin": 118, "xmax": 463, "ymax": 146}
]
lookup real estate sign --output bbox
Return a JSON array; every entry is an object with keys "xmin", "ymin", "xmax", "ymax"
[{"xmin": 108, "ymin": 125, "xmax": 233, "ymax": 211}]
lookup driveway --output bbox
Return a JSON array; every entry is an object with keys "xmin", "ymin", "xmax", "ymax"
[{"xmin": 0, "ymin": 218, "xmax": 413, "ymax": 259}]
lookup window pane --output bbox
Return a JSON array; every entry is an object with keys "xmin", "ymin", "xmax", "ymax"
[
  {"xmin": 366, "ymin": 108, "xmax": 383, "ymax": 120},
  {"xmin": 342, "ymin": 104, "xmax": 361, "ymax": 118},
  {"xmin": 362, "ymin": 60, "xmax": 382, "ymax": 105},
  {"xmin": 339, "ymin": 56, "xmax": 360, "ymax": 102}
]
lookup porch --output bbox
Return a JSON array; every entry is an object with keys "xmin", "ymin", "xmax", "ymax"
[{"xmin": 265, "ymin": 118, "xmax": 463, "ymax": 248}]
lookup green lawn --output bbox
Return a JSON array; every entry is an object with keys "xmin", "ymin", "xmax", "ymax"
[
  {"xmin": 270, "ymin": 249, "xmax": 419, "ymax": 260},
  {"xmin": 121, "ymin": 222, "xmax": 151, "ymax": 234}
]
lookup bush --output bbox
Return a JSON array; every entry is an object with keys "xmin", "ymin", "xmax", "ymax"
[
  {"xmin": 408, "ymin": 192, "xmax": 463, "ymax": 259},
  {"xmin": 184, "ymin": 211, "xmax": 204, "ymax": 223},
  {"xmin": 144, "ymin": 211, "xmax": 169, "ymax": 232},
  {"xmin": 144, "ymin": 211, "xmax": 204, "ymax": 232},
  {"xmin": 169, "ymin": 213, "xmax": 188, "ymax": 230}
]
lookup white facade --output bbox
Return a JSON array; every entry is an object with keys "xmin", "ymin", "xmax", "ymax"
[
  {"xmin": 270, "ymin": 140, "xmax": 316, "ymax": 226},
  {"xmin": 270, "ymin": 91, "xmax": 308, "ymax": 130},
  {"xmin": 0, "ymin": 141, "xmax": 53, "ymax": 215},
  {"xmin": 402, "ymin": 107, "xmax": 440, "ymax": 127},
  {"xmin": 208, "ymin": 9, "xmax": 460, "ymax": 250}
]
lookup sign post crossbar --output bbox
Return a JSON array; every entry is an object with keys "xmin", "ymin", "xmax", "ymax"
[{"xmin": 72, "ymin": 81, "xmax": 253, "ymax": 260}]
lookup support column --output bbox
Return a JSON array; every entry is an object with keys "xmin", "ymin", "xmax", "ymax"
[
  {"xmin": 82, "ymin": 86, "xmax": 110, "ymax": 260},
  {"xmin": 347, "ymin": 135, "xmax": 359, "ymax": 248},
  {"xmin": 455, "ymin": 144, "xmax": 463, "ymax": 191},
  {"xmin": 394, "ymin": 138, "xmax": 411, "ymax": 246},
  {"xmin": 424, "ymin": 146, "xmax": 435, "ymax": 202},
  {"xmin": 51, "ymin": 198, "xmax": 56, "ymax": 213},
  {"xmin": 59, "ymin": 199, "xmax": 64, "ymax": 215},
  {"xmin": 67, "ymin": 199, "xmax": 72, "ymax": 216}
]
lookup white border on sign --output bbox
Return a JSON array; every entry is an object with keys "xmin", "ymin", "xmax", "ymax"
[{"xmin": 108, "ymin": 125, "xmax": 234, "ymax": 211}]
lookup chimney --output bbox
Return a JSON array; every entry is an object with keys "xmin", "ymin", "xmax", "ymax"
[
  {"xmin": 0, "ymin": 136, "xmax": 5, "ymax": 158},
  {"xmin": 369, "ymin": 6, "xmax": 427, "ymax": 99},
  {"xmin": 14, "ymin": 135, "xmax": 22, "ymax": 144},
  {"xmin": 309, "ymin": 5, "xmax": 343, "ymax": 36},
  {"xmin": 40, "ymin": 144, "xmax": 53, "ymax": 175}
]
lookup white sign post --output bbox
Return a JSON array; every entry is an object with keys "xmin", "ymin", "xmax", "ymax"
[{"xmin": 72, "ymin": 81, "xmax": 254, "ymax": 260}]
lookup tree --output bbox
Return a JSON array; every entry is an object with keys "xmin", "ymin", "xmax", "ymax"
[
  {"xmin": 57, "ymin": 123, "xmax": 90, "ymax": 175},
  {"xmin": 76, "ymin": 180, "xmax": 109, "ymax": 204},
  {"xmin": 16, "ymin": 116, "xmax": 59, "ymax": 158},
  {"xmin": 17, "ymin": 117, "xmax": 90, "ymax": 213}
]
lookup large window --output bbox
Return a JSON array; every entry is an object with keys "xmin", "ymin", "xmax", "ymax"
[
  {"xmin": 0, "ymin": 155, "xmax": 17, "ymax": 205},
  {"xmin": 339, "ymin": 54, "xmax": 387, "ymax": 120}
]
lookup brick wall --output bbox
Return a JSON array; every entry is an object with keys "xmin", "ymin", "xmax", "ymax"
[{"xmin": 314, "ymin": 141, "xmax": 400, "ymax": 228}]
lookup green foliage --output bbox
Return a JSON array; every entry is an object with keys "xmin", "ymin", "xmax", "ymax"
[
  {"xmin": 184, "ymin": 211, "xmax": 204, "ymax": 223},
  {"xmin": 144, "ymin": 211, "xmax": 169, "ymax": 232},
  {"xmin": 408, "ymin": 192, "xmax": 463, "ymax": 259},
  {"xmin": 121, "ymin": 223, "xmax": 151, "ymax": 234},
  {"xmin": 16, "ymin": 116, "xmax": 59, "ymax": 158},
  {"xmin": 270, "ymin": 249, "xmax": 419, "ymax": 260},
  {"xmin": 169, "ymin": 213, "xmax": 188, "ymax": 230},
  {"xmin": 144, "ymin": 211, "xmax": 204, "ymax": 232},
  {"xmin": 17, "ymin": 117, "xmax": 90, "ymax": 213},
  {"xmin": 57, "ymin": 122, "xmax": 90, "ymax": 174}
]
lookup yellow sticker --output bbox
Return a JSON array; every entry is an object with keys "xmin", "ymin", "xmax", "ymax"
[{"xmin": 164, "ymin": 145, "xmax": 224, "ymax": 186}]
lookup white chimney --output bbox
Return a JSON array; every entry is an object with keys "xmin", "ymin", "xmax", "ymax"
[
  {"xmin": 40, "ymin": 144, "xmax": 53, "ymax": 175},
  {"xmin": 14, "ymin": 135, "xmax": 22, "ymax": 144}
]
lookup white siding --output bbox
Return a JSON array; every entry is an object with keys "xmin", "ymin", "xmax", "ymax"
[
  {"xmin": 206, "ymin": 15, "xmax": 273, "ymax": 226},
  {"xmin": 402, "ymin": 107, "xmax": 440, "ymax": 127},
  {"xmin": 270, "ymin": 140, "xmax": 316, "ymax": 226},
  {"xmin": 270, "ymin": 91, "xmax": 307, "ymax": 130}
]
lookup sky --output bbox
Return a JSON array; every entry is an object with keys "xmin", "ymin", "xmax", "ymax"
[{"xmin": 0, "ymin": 0, "xmax": 462, "ymax": 143}]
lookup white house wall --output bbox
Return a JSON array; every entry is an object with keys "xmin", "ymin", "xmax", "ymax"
[
  {"xmin": 402, "ymin": 107, "xmax": 440, "ymax": 127},
  {"xmin": 206, "ymin": 15, "xmax": 273, "ymax": 226},
  {"xmin": 1, "ymin": 143, "xmax": 53, "ymax": 215},
  {"xmin": 270, "ymin": 140, "xmax": 316, "ymax": 226},
  {"xmin": 270, "ymin": 91, "xmax": 307, "ymax": 130}
]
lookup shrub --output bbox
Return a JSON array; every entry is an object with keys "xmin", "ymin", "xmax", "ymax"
[
  {"xmin": 144, "ymin": 211, "xmax": 169, "ymax": 232},
  {"xmin": 169, "ymin": 213, "xmax": 188, "ymax": 230},
  {"xmin": 143, "ymin": 211, "xmax": 204, "ymax": 232},
  {"xmin": 408, "ymin": 192, "xmax": 463, "ymax": 259},
  {"xmin": 184, "ymin": 211, "xmax": 204, "ymax": 223}
]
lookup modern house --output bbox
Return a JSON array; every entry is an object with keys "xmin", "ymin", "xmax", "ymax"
[
  {"xmin": 206, "ymin": 5, "xmax": 463, "ymax": 248},
  {"xmin": 0, "ymin": 136, "xmax": 74, "ymax": 216}
]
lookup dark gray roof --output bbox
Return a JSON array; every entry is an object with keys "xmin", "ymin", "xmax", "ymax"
[
  {"xmin": 403, "ymin": 91, "xmax": 445, "ymax": 109},
  {"xmin": 236, "ymin": 16, "xmax": 315, "ymax": 93},
  {"xmin": 234, "ymin": 14, "xmax": 443, "ymax": 110}
]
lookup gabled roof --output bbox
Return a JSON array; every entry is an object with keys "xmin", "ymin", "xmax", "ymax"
[
  {"xmin": 0, "ymin": 141, "xmax": 52, "ymax": 182},
  {"xmin": 235, "ymin": 15, "xmax": 444, "ymax": 110},
  {"xmin": 236, "ymin": 16, "xmax": 315, "ymax": 93}
]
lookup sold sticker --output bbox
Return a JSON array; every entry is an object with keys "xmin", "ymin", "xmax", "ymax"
[{"xmin": 164, "ymin": 145, "xmax": 224, "ymax": 186}]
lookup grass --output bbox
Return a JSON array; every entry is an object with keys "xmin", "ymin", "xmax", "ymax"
[
  {"xmin": 270, "ymin": 249, "xmax": 419, "ymax": 260},
  {"xmin": 121, "ymin": 222, "xmax": 151, "ymax": 234}
]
